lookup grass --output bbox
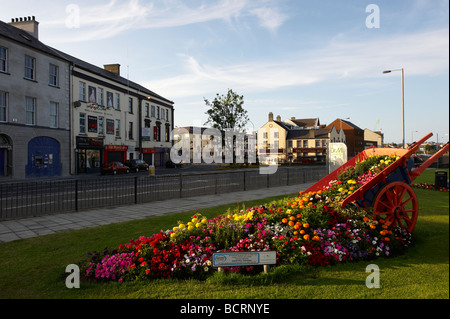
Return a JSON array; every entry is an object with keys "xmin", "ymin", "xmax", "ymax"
[{"xmin": 0, "ymin": 169, "xmax": 448, "ymax": 300}]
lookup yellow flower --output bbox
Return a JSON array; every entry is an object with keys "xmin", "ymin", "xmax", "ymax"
[
  {"xmin": 179, "ymin": 224, "xmax": 186, "ymax": 229},
  {"xmin": 188, "ymin": 225, "xmax": 195, "ymax": 231},
  {"xmin": 170, "ymin": 232, "xmax": 177, "ymax": 238},
  {"xmin": 196, "ymin": 222, "xmax": 202, "ymax": 228},
  {"xmin": 201, "ymin": 218, "xmax": 207, "ymax": 224},
  {"xmin": 173, "ymin": 226, "xmax": 179, "ymax": 232},
  {"xmin": 191, "ymin": 217, "xmax": 198, "ymax": 223}
]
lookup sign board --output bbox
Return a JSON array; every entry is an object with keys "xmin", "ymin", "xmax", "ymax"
[
  {"xmin": 328, "ymin": 143, "xmax": 347, "ymax": 174},
  {"xmin": 212, "ymin": 251, "xmax": 276, "ymax": 267}
]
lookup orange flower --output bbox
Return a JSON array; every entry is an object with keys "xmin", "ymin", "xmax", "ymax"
[
  {"xmin": 297, "ymin": 214, "xmax": 302, "ymax": 218},
  {"xmin": 300, "ymin": 230, "xmax": 305, "ymax": 235},
  {"xmin": 312, "ymin": 236, "xmax": 320, "ymax": 241},
  {"xmin": 384, "ymin": 237, "xmax": 390, "ymax": 241},
  {"xmin": 282, "ymin": 218, "xmax": 288, "ymax": 223},
  {"xmin": 303, "ymin": 234, "xmax": 310, "ymax": 240},
  {"xmin": 303, "ymin": 223, "xmax": 310, "ymax": 228},
  {"xmin": 288, "ymin": 221, "xmax": 295, "ymax": 227}
]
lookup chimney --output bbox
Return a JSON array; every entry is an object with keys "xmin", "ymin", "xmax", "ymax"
[
  {"xmin": 9, "ymin": 16, "xmax": 39, "ymax": 39},
  {"xmin": 291, "ymin": 117, "xmax": 296, "ymax": 121},
  {"xmin": 276, "ymin": 115, "xmax": 281, "ymax": 122},
  {"xmin": 104, "ymin": 64, "xmax": 121, "ymax": 76},
  {"xmin": 268, "ymin": 112, "xmax": 274, "ymax": 122}
]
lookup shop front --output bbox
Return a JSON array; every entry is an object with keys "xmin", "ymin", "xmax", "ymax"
[
  {"xmin": 76, "ymin": 136, "xmax": 104, "ymax": 174},
  {"xmin": 104, "ymin": 145, "xmax": 128, "ymax": 164}
]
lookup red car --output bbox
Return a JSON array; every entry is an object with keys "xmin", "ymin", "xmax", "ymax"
[{"xmin": 101, "ymin": 162, "xmax": 130, "ymax": 175}]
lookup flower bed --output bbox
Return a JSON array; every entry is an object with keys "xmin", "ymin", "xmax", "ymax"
[{"xmin": 82, "ymin": 155, "xmax": 415, "ymax": 282}]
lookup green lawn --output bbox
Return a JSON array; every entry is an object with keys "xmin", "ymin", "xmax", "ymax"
[{"xmin": 0, "ymin": 169, "xmax": 448, "ymax": 300}]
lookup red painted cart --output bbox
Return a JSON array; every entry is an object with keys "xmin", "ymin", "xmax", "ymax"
[{"xmin": 305, "ymin": 133, "xmax": 449, "ymax": 232}]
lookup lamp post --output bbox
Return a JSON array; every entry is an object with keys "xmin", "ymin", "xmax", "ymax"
[{"xmin": 383, "ymin": 68, "xmax": 405, "ymax": 148}]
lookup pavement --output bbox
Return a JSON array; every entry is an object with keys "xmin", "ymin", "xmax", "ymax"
[{"xmin": 0, "ymin": 182, "xmax": 315, "ymax": 243}]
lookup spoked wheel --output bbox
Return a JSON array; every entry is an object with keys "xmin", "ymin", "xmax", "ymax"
[{"xmin": 372, "ymin": 181, "xmax": 419, "ymax": 232}]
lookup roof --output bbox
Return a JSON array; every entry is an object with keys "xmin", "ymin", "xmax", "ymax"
[
  {"xmin": 0, "ymin": 19, "xmax": 173, "ymax": 105},
  {"xmin": 286, "ymin": 127, "xmax": 330, "ymax": 140},
  {"xmin": 291, "ymin": 118, "xmax": 320, "ymax": 128}
]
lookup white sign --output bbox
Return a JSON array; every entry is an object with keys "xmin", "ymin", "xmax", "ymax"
[
  {"xmin": 328, "ymin": 143, "xmax": 347, "ymax": 173},
  {"xmin": 212, "ymin": 251, "xmax": 277, "ymax": 267}
]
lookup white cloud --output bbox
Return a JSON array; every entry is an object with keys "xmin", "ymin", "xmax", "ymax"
[
  {"xmin": 145, "ymin": 28, "xmax": 449, "ymax": 99},
  {"xmin": 41, "ymin": 0, "xmax": 286, "ymax": 43}
]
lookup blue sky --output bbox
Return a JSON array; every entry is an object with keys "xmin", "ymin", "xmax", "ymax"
[{"xmin": 1, "ymin": 0, "xmax": 448, "ymax": 144}]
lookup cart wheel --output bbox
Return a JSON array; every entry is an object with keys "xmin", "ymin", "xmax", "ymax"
[{"xmin": 372, "ymin": 181, "xmax": 419, "ymax": 232}]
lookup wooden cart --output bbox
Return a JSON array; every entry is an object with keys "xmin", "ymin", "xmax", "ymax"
[{"xmin": 305, "ymin": 133, "xmax": 449, "ymax": 232}]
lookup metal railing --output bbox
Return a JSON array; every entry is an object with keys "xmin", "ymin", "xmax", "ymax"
[{"xmin": 0, "ymin": 166, "xmax": 326, "ymax": 220}]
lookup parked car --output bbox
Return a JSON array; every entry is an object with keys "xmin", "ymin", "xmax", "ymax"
[
  {"xmin": 124, "ymin": 159, "xmax": 149, "ymax": 172},
  {"xmin": 101, "ymin": 162, "xmax": 130, "ymax": 175}
]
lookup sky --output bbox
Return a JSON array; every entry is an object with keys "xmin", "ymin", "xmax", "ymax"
[{"xmin": 1, "ymin": 0, "xmax": 448, "ymax": 144}]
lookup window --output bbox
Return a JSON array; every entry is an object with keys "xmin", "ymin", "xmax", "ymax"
[
  {"xmin": 25, "ymin": 97, "xmax": 36, "ymax": 125},
  {"xmin": 145, "ymin": 103, "xmax": 149, "ymax": 117},
  {"xmin": 166, "ymin": 109, "xmax": 169, "ymax": 121},
  {"xmin": 79, "ymin": 82, "xmax": 86, "ymax": 101},
  {"xmin": 288, "ymin": 140, "xmax": 292, "ymax": 148},
  {"xmin": 303, "ymin": 140, "xmax": 308, "ymax": 148},
  {"xmin": 165, "ymin": 125, "xmax": 170, "ymax": 142},
  {"xmin": 128, "ymin": 97, "xmax": 133, "ymax": 113},
  {"xmin": 98, "ymin": 116, "xmax": 104, "ymax": 135},
  {"xmin": 79, "ymin": 113, "xmax": 86, "ymax": 133},
  {"xmin": 315, "ymin": 140, "xmax": 321, "ymax": 147},
  {"xmin": 128, "ymin": 122, "xmax": 134, "ymax": 139},
  {"xmin": 263, "ymin": 132, "xmax": 268, "ymax": 139},
  {"xmin": 153, "ymin": 126, "xmax": 159, "ymax": 141},
  {"xmin": 161, "ymin": 108, "xmax": 165, "ymax": 120},
  {"xmin": 0, "ymin": 91, "xmax": 7, "ymax": 122},
  {"xmin": 106, "ymin": 91, "xmax": 113, "ymax": 107},
  {"xmin": 0, "ymin": 46, "xmax": 7, "ymax": 73},
  {"xmin": 322, "ymin": 140, "xmax": 327, "ymax": 147},
  {"xmin": 98, "ymin": 88, "xmax": 104, "ymax": 106},
  {"xmin": 151, "ymin": 105, "xmax": 155, "ymax": 117},
  {"xmin": 49, "ymin": 64, "xmax": 58, "ymax": 86},
  {"xmin": 115, "ymin": 93, "xmax": 120, "ymax": 110},
  {"xmin": 24, "ymin": 55, "xmax": 36, "ymax": 80},
  {"xmin": 156, "ymin": 106, "xmax": 160, "ymax": 119},
  {"xmin": 115, "ymin": 119, "xmax": 120, "ymax": 137},
  {"xmin": 50, "ymin": 101, "xmax": 58, "ymax": 128},
  {"xmin": 106, "ymin": 119, "xmax": 114, "ymax": 135}
]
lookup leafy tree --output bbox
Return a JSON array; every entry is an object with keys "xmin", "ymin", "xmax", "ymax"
[
  {"xmin": 204, "ymin": 89, "xmax": 249, "ymax": 131},
  {"xmin": 204, "ymin": 89, "xmax": 250, "ymax": 164}
]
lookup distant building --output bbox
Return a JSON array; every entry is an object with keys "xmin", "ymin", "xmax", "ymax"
[
  {"xmin": 326, "ymin": 119, "xmax": 365, "ymax": 157},
  {"xmin": 364, "ymin": 129, "xmax": 384, "ymax": 148},
  {"xmin": 257, "ymin": 113, "xmax": 343, "ymax": 163}
]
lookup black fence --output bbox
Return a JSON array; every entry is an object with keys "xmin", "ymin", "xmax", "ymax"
[{"xmin": 0, "ymin": 166, "xmax": 326, "ymax": 220}]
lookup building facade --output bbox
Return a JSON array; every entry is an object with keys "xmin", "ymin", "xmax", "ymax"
[
  {"xmin": 257, "ymin": 113, "xmax": 344, "ymax": 164},
  {"xmin": 326, "ymin": 119, "xmax": 365, "ymax": 157},
  {"xmin": 0, "ymin": 17, "xmax": 71, "ymax": 179},
  {"xmin": 0, "ymin": 17, "xmax": 174, "ymax": 178}
]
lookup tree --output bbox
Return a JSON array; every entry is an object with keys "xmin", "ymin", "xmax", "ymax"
[
  {"xmin": 204, "ymin": 89, "xmax": 249, "ymax": 131},
  {"xmin": 204, "ymin": 89, "xmax": 250, "ymax": 165}
]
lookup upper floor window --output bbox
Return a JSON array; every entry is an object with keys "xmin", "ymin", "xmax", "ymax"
[
  {"xmin": 25, "ymin": 96, "xmax": 36, "ymax": 125},
  {"xmin": 97, "ymin": 87, "xmax": 104, "ymax": 106},
  {"xmin": 49, "ymin": 64, "xmax": 58, "ymax": 86},
  {"xmin": 151, "ymin": 105, "xmax": 155, "ymax": 117},
  {"xmin": 79, "ymin": 81, "xmax": 86, "ymax": 101},
  {"xmin": 128, "ymin": 97, "xmax": 133, "ymax": 114},
  {"xmin": 115, "ymin": 93, "xmax": 120, "ymax": 110},
  {"xmin": 50, "ymin": 101, "xmax": 58, "ymax": 128},
  {"xmin": 145, "ymin": 103, "xmax": 149, "ymax": 117},
  {"xmin": 24, "ymin": 55, "xmax": 36, "ymax": 80},
  {"xmin": 0, "ymin": 91, "xmax": 7, "ymax": 122},
  {"xmin": 0, "ymin": 47, "xmax": 7, "ymax": 73}
]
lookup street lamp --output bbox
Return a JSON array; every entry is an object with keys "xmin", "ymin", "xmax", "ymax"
[{"xmin": 383, "ymin": 68, "xmax": 405, "ymax": 148}]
